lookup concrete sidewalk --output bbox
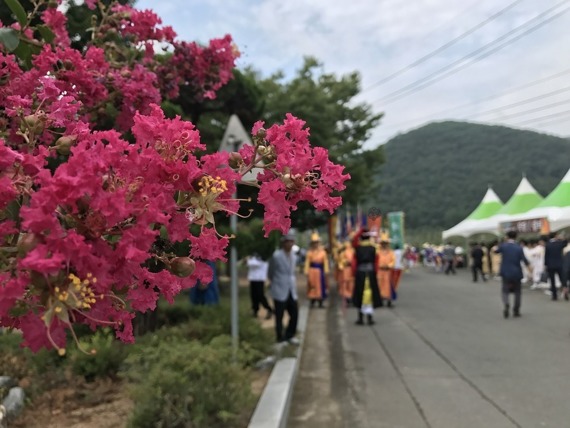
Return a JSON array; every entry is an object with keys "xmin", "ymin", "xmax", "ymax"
[
  {"xmin": 249, "ymin": 272, "xmax": 319, "ymax": 427},
  {"xmin": 249, "ymin": 296, "xmax": 309, "ymax": 428}
]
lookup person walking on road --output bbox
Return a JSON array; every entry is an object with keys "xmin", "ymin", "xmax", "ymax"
[
  {"xmin": 490, "ymin": 240, "xmax": 502, "ymax": 279},
  {"xmin": 391, "ymin": 244, "xmax": 404, "ymax": 293},
  {"xmin": 529, "ymin": 239, "xmax": 545, "ymax": 289},
  {"xmin": 338, "ymin": 241, "xmax": 355, "ymax": 305},
  {"xmin": 352, "ymin": 228, "xmax": 383, "ymax": 325},
  {"xmin": 443, "ymin": 243, "xmax": 456, "ymax": 275},
  {"xmin": 544, "ymin": 231, "xmax": 568, "ymax": 301},
  {"xmin": 377, "ymin": 235, "xmax": 396, "ymax": 307},
  {"xmin": 268, "ymin": 231, "xmax": 299, "ymax": 344},
  {"xmin": 246, "ymin": 253, "xmax": 273, "ymax": 320},
  {"xmin": 305, "ymin": 232, "xmax": 329, "ymax": 308},
  {"xmin": 495, "ymin": 230, "xmax": 531, "ymax": 318},
  {"xmin": 471, "ymin": 243, "xmax": 486, "ymax": 282},
  {"xmin": 562, "ymin": 242, "xmax": 570, "ymax": 295}
]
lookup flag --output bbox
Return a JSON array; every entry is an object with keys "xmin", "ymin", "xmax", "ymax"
[
  {"xmin": 368, "ymin": 213, "xmax": 382, "ymax": 234},
  {"xmin": 361, "ymin": 212, "xmax": 368, "ymax": 229},
  {"xmin": 387, "ymin": 212, "xmax": 405, "ymax": 250}
]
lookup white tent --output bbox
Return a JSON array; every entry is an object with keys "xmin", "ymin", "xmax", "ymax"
[
  {"xmin": 484, "ymin": 176, "xmax": 543, "ymax": 233},
  {"xmin": 442, "ymin": 187, "xmax": 503, "ymax": 239},
  {"xmin": 503, "ymin": 168, "xmax": 570, "ymax": 232}
]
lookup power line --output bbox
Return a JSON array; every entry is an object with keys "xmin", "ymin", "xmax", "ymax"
[
  {"xmin": 524, "ymin": 112, "xmax": 570, "ymax": 128},
  {"xmin": 381, "ymin": 67, "xmax": 570, "ymax": 129},
  {"xmin": 485, "ymin": 98, "xmax": 570, "ymax": 121},
  {"xmin": 511, "ymin": 108, "xmax": 570, "ymax": 126},
  {"xmin": 473, "ymin": 86, "xmax": 570, "ymax": 118},
  {"xmin": 379, "ymin": 1, "xmax": 570, "ymax": 104},
  {"xmin": 374, "ymin": 0, "xmax": 570, "ymax": 105},
  {"xmin": 362, "ymin": 0, "xmax": 524, "ymax": 92}
]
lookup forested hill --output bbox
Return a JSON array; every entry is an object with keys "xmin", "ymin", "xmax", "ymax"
[{"xmin": 373, "ymin": 121, "xmax": 570, "ymax": 230}]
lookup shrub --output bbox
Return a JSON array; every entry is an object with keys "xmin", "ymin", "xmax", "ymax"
[
  {"xmin": 0, "ymin": 332, "xmax": 32, "ymax": 381},
  {"xmin": 126, "ymin": 336, "xmax": 254, "ymax": 428},
  {"xmin": 153, "ymin": 298, "xmax": 273, "ymax": 365},
  {"xmin": 70, "ymin": 329, "xmax": 128, "ymax": 381},
  {"xmin": 156, "ymin": 295, "xmax": 193, "ymax": 327}
]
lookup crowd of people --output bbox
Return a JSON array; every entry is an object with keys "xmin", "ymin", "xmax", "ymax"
[
  {"xmin": 189, "ymin": 226, "xmax": 570, "ymax": 342},
  {"xmin": 236, "ymin": 228, "xmax": 419, "ymax": 343},
  {"xmin": 422, "ymin": 231, "xmax": 570, "ymax": 317}
]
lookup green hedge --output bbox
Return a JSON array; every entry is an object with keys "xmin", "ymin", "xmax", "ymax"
[{"xmin": 125, "ymin": 335, "xmax": 255, "ymax": 428}]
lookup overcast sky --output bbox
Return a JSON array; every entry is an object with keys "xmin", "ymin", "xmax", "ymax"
[{"xmin": 138, "ymin": 0, "xmax": 570, "ymax": 149}]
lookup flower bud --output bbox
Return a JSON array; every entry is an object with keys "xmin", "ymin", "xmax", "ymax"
[
  {"xmin": 54, "ymin": 135, "xmax": 76, "ymax": 156},
  {"xmin": 23, "ymin": 114, "xmax": 44, "ymax": 134},
  {"xmin": 228, "ymin": 152, "xmax": 243, "ymax": 169},
  {"xmin": 17, "ymin": 233, "xmax": 40, "ymax": 257},
  {"xmin": 169, "ymin": 257, "xmax": 196, "ymax": 278}
]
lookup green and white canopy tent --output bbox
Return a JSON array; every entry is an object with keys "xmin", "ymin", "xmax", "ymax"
[
  {"xmin": 485, "ymin": 176, "xmax": 544, "ymax": 233},
  {"xmin": 442, "ymin": 187, "xmax": 504, "ymax": 239},
  {"xmin": 507, "ymin": 168, "xmax": 570, "ymax": 231}
]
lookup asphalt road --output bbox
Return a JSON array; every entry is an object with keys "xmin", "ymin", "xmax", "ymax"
[{"xmin": 288, "ymin": 268, "xmax": 570, "ymax": 428}]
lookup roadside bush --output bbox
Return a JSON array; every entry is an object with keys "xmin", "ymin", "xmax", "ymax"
[
  {"xmin": 70, "ymin": 329, "xmax": 128, "ymax": 381},
  {"xmin": 0, "ymin": 332, "xmax": 33, "ymax": 381},
  {"xmin": 126, "ymin": 335, "xmax": 254, "ymax": 428},
  {"xmin": 156, "ymin": 296, "xmax": 193, "ymax": 327},
  {"xmin": 153, "ymin": 299, "xmax": 273, "ymax": 365}
]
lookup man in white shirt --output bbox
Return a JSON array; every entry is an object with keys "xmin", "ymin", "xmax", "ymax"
[{"xmin": 247, "ymin": 253, "xmax": 273, "ymax": 319}]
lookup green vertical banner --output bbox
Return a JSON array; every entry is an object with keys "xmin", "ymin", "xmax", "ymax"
[{"xmin": 387, "ymin": 211, "xmax": 405, "ymax": 249}]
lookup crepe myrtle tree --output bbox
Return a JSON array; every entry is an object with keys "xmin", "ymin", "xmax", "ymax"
[{"xmin": 0, "ymin": 0, "xmax": 349, "ymax": 355}]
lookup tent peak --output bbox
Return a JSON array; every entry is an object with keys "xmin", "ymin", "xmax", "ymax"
[
  {"xmin": 481, "ymin": 187, "xmax": 502, "ymax": 204},
  {"xmin": 513, "ymin": 176, "xmax": 540, "ymax": 196}
]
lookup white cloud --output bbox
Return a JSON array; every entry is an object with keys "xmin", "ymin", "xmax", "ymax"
[{"xmin": 137, "ymin": 0, "xmax": 570, "ymax": 145}]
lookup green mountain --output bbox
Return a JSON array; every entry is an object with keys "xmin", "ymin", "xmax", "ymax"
[{"xmin": 373, "ymin": 121, "xmax": 570, "ymax": 230}]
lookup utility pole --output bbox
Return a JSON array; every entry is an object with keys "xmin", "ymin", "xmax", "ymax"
[
  {"xmin": 227, "ymin": 134, "xmax": 239, "ymax": 360},
  {"xmin": 220, "ymin": 115, "xmax": 258, "ymax": 361}
]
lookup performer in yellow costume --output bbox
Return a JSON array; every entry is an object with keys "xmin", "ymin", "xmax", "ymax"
[
  {"xmin": 338, "ymin": 241, "xmax": 355, "ymax": 305},
  {"xmin": 377, "ymin": 234, "xmax": 396, "ymax": 307},
  {"xmin": 305, "ymin": 232, "xmax": 329, "ymax": 308},
  {"xmin": 332, "ymin": 241, "xmax": 343, "ymax": 291}
]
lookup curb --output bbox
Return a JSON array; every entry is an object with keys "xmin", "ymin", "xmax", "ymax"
[{"xmin": 248, "ymin": 302, "xmax": 309, "ymax": 428}]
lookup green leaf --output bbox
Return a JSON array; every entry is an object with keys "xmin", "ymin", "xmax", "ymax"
[
  {"xmin": 5, "ymin": 0, "xmax": 28, "ymax": 27},
  {"xmin": 37, "ymin": 25, "xmax": 56, "ymax": 44},
  {"xmin": 12, "ymin": 42, "xmax": 32, "ymax": 68},
  {"xmin": 0, "ymin": 28, "xmax": 20, "ymax": 52}
]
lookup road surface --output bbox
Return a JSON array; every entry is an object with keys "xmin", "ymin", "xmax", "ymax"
[{"xmin": 288, "ymin": 268, "xmax": 570, "ymax": 428}]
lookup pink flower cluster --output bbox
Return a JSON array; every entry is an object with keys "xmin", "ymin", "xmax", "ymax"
[
  {"xmin": 0, "ymin": 1, "xmax": 349, "ymax": 354},
  {"xmin": 251, "ymin": 115, "xmax": 350, "ymax": 235}
]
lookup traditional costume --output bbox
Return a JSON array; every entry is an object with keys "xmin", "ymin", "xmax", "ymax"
[
  {"xmin": 352, "ymin": 229, "xmax": 382, "ymax": 325},
  {"xmin": 338, "ymin": 241, "xmax": 355, "ymax": 303},
  {"xmin": 377, "ymin": 234, "xmax": 396, "ymax": 307},
  {"xmin": 305, "ymin": 232, "xmax": 329, "ymax": 308}
]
